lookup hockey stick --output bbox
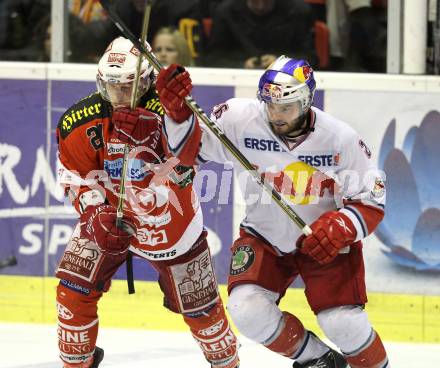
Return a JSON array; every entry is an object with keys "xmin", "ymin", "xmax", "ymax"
[
  {"xmin": 116, "ymin": 0, "xmax": 153, "ymax": 228},
  {"xmin": 99, "ymin": 0, "xmax": 312, "ymax": 236},
  {"xmin": 114, "ymin": 1, "xmax": 153, "ymax": 294},
  {"xmin": 0, "ymin": 256, "xmax": 17, "ymax": 270}
]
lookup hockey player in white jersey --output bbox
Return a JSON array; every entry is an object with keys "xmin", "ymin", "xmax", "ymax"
[{"xmin": 156, "ymin": 56, "xmax": 389, "ymax": 368}]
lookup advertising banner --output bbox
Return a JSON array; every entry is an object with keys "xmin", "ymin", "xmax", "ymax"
[{"xmin": 325, "ymin": 90, "xmax": 440, "ymax": 294}]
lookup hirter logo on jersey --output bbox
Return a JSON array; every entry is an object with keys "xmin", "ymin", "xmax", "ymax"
[
  {"xmin": 107, "ymin": 53, "xmax": 126, "ymax": 64},
  {"xmin": 262, "ymin": 83, "xmax": 282, "ymax": 99}
]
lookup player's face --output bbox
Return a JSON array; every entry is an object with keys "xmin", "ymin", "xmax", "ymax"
[
  {"xmin": 105, "ymin": 82, "xmax": 134, "ymax": 108},
  {"xmin": 266, "ymin": 101, "xmax": 303, "ymax": 136}
]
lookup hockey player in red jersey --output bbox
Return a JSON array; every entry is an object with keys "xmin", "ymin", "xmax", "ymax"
[
  {"xmin": 55, "ymin": 37, "xmax": 239, "ymax": 368},
  {"xmin": 156, "ymin": 57, "xmax": 389, "ymax": 368}
]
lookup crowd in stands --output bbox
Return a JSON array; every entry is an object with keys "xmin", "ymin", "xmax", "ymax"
[{"xmin": 0, "ymin": 0, "xmax": 399, "ymax": 73}]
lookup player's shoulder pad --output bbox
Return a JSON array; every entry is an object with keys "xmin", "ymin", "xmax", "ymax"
[
  {"xmin": 58, "ymin": 92, "xmax": 110, "ymax": 140},
  {"xmin": 212, "ymin": 98, "xmax": 256, "ymax": 119},
  {"xmin": 219, "ymin": 98, "xmax": 260, "ymax": 128},
  {"xmin": 313, "ymin": 106, "xmax": 358, "ymax": 142},
  {"xmin": 141, "ymin": 87, "xmax": 165, "ymax": 117}
]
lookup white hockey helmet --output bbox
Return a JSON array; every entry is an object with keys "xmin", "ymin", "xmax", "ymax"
[
  {"xmin": 96, "ymin": 37, "xmax": 154, "ymax": 106},
  {"xmin": 258, "ymin": 55, "xmax": 316, "ymax": 110}
]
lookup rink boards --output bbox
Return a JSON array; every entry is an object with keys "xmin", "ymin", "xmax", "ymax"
[
  {"xmin": 0, "ymin": 275, "xmax": 439, "ymax": 343},
  {"xmin": 0, "ymin": 63, "xmax": 439, "ymax": 343}
]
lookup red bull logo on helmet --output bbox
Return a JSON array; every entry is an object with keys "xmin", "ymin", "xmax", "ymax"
[
  {"xmin": 293, "ymin": 65, "xmax": 313, "ymax": 83},
  {"xmin": 262, "ymin": 83, "xmax": 282, "ymax": 100}
]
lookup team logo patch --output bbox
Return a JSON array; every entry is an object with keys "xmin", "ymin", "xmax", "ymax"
[
  {"xmin": 371, "ymin": 178, "xmax": 385, "ymax": 198},
  {"xmin": 57, "ymin": 302, "xmax": 74, "ymax": 320},
  {"xmin": 56, "ymin": 237, "xmax": 102, "ymax": 283},
  {"xmin": 169, "ymin": 248, "xmax": 219, "ymax": 313},
  {"xmin": 230, "ymin": 245, "xmax": 255, "ymax": 276}
]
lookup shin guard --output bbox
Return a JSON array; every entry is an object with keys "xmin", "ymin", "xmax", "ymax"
[
  {"xmin": 56, "ymin": 283, "xmax": 102, "ymax": 367},
  {"xmin": 264, "ymin": 311, "xmax": 306, "ymax": 358},
  {"xmin": 183, "ymin": 300, "xmax": 239, "ymax": 368},
  {"xmin": 345, "ymin": 330, "xmax": 389, "ymax": 368}
]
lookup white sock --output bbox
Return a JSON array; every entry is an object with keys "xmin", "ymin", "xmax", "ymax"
[{"xmin": 293, "ymin": 331, "xmax": 330, "ymax": 363}]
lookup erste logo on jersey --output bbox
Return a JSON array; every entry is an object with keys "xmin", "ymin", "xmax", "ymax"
[
  {"xmin": 298, "ymin": 153, "xmax": 340, "ymax": 167},
  {"xmin": 244, "ymin": 137, "xmax": 284, "ymax": 152},
  {"xmin": 104, "ymin": 158, "xmax": 150, "ymax": 181}
]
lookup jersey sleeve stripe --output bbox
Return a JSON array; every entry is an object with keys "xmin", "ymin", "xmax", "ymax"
[{"xmin": 340, "ymin": 206, "xmax": 368, "ymax": 240}]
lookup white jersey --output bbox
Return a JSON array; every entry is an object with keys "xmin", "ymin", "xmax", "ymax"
[{"xmin": 164, "ymin": 98, "xmax": 385, "ymax": 254}]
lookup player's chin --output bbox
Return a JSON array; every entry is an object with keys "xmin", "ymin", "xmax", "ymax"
[{"xmin": 270, "ymin": 122, "xmax": 288, "ymax": 135}]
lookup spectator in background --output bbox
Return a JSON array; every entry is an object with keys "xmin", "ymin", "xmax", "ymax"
[
  {"xmin": 152, "ymin": 27, "xmax": 195, "ymax": 66},
  {"xmin": 32, "ymin": 12, "xmax": 102, "ymax": 63},
  {"xmin": 67, "ymin": 0, "xmax": 170, "ymax": 63},
  {"xmin": 204, "ymin": 0, "xmax": 316, "ymax": 69},
  {"xmin": 0, "ymin": 0, "xmax": 50, "ymax": 61},
  {"xmin": 33, "ymin": 14, "xmax": 51, "ymax": 61},
  {"xmin": 70, "ymin": 0, "xmax": 107, "ymax": 23},
  {"xmin": 327, "ymin": 0, "xmax": 387, "ymax": 72},
  {"xmin": 69, "ymin": 0, "xmax": 202, "ymax": 64}
]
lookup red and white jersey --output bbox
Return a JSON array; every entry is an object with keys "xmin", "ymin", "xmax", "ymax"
[
  {"xmin": 57, "ymin": 92, "xmax": 203, "ymax": 261},
  {"xmin": 163, "ymin": 98, "xmax": 385, "ymax": 254}
]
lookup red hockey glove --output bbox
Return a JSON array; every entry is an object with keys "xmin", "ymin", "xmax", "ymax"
[
  {"xmin": 297, "ymin": 211, "xmax": 356, "ymax": 264},
  {"xmin": 156, "ymin": 64, "xmax": 193, "ymax": 123},
  {"xmin": 112, "ymin": 107, "xmax": 162, "ymax": 145},
  {"xmin": 80, "ymin": 204, "xmax": 136, "ymax": 255}
]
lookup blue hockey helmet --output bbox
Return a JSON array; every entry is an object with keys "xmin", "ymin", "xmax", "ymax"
[{"xmin": 258, "ymin": 56, "xmax": 316, "ymax": 112}]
